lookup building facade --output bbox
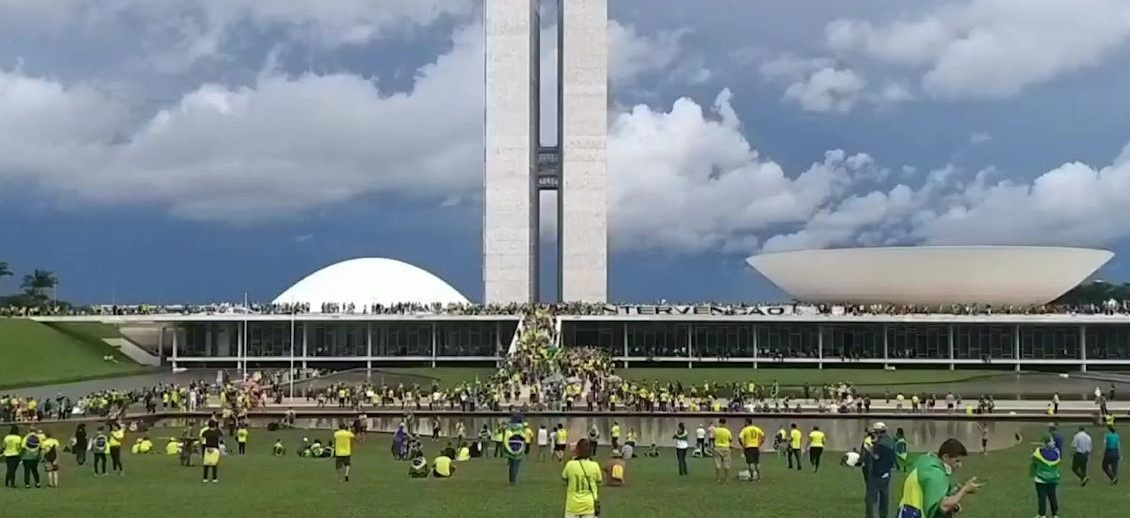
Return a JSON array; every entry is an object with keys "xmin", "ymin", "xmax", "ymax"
[{"xmin": 34, "ymin": 312, "xmax": 1130, "ymax": 372}]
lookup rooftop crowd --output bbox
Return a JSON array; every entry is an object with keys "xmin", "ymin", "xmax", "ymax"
[{"xmin": 4, "ymin": 298, "xmax": 1130, "ymax": 318}]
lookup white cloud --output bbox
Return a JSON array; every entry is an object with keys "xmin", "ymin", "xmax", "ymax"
[
  {"xmin": 760, "ymin": 150, "xmax": 1130, "ymax": 253},
  {"xmin": 782, "ymin": 67, "xmax": 866, "ymax": 113},
  {"xmin": 608, "ymin": 89, "xmax": 877, "ymax": 252},
  {"xmin": 609, "ymin": 22, "xmax": 709, "ymax": 87},
  {"xmin": 5, "ymin": 7, "xmax": 1130, "ymax": 260},
  {"xmin": 875, "ymin": 82, "xmax": 915, "ymax": 104},
  {"xmin": 0, "ymin": 17, "xmax": 709, "ymax": 223},
  {"xmin": 970, "ymin": 132, "xmax": 992, "ymax": 145},
  {"xmin": 758, "ymin": 54, "xmax": 835, "ymax": 82},
  {"xmin": 0, "ymin": 0, "xmax": 474, "ymax": 68},
  {"xmin": 826, "ymin": 0, "xmax": 1130, "ymax": 99},
  {"xmin": 0, "ymin": 24, "xmax": 485, "ymax": 221}
]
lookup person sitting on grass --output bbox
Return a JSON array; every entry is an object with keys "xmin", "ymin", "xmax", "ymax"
[
  {"xmin": 408, "ymin": 454, "xmax": 429, "ymax": 478},
  {"xmin": 605, "ymin": 449, "xmax": 626, "ymax": 487},
  {"xmin": 272, "ymin": 439, "xmax": 286, "ymax": 457},
  {"xmin": 433, "ymin": 447, "xmax": 456, "ymax": 478},
  {"xmin": 644, "ymin": 443, "xmax": 660, "ymax": 458},
  {"xmin": 455, "ymin": 442, "xmax": 471, "ymax": 462},
  {"xmin": 165, "ymin": 438, "xmax": 182, "ymax": 456}
]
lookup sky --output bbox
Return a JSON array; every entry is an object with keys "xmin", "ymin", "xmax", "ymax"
[{"xmin": 2, "ymin": 0, "xmax": 1130, "ymax": 304}]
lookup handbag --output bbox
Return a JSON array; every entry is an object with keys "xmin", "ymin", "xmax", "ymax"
[{"xmin": 582, "ymin": 460, "xmax": 601, "ymax": 517}]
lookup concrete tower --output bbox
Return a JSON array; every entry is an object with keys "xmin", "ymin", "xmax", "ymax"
[{"xmin": 483, "ymin": 0, "xmax": 608, "ymax": 304}]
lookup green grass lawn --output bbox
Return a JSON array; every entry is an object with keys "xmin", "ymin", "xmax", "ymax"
[
  {"xmin": 3, "ymin": 425, "xmax": 1122, "ymax": 517},
  {"xmin": 0, "ymin": 318, "xmax": 149, "ymax": 389},
  {"xmin": 621, "ymin": 367, "xmax": 1004, "ymax": 387},
  {"xmin": 48, "ymin": 322, "xmax": 123, "ymax": 340}
]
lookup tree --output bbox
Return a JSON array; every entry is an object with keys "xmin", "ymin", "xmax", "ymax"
[
  {"xmin": 21, "ymin": 269, "xmax": 58, "ymax": 301},
  {"xmin": 1055, "ymin": 281, "xmax": 1130, "ymax": 305},
  {"xmin": 0, "ymin": 261, "xmax": 10, "ymax": 297}
]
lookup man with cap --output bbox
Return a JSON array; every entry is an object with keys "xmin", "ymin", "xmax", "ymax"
[{"xmin": 866, "ymin": 422, "xmax": 896, "ymax": 518}]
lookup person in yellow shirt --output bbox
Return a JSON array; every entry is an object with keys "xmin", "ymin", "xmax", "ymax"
[
  {"xmin": 42, "ymin": 431, "xmax": 61, "ymax": 488},
  {"xmin": 236, "ymin": 425, "xmax": 249, "ymax": 455},
  {"xmin": 713, "ymin": 418, "xmax": 734, "ymax": 484},
  {"xmin": 333, "ymin": 423, "xmax": 355, "ymax": 483},
  {"xmin": 562, "ymin": 439, "xmax": 602, "ymax": 518},
  {"xmin": 610, "ymin": 422, "xmax": 621, "ymax": 450},
  {"xmin": 432, "ymin": 447, "xmax": 456, "ymax": 478},
  {"xmin": 554, "ymin": 425, "xmax": 569, "ymax": 462},
  {"xmin": 109, "ymin": 423, "xmax": 126, "ymax": 475},
  {"xmin": 788, "ymin": 423, "xmax": 803, "ymax": 471},
  {"xmin": 738, "ymin": 418, "xmax": 765, "ymax": 481},
  {"xmin": 3, "ymin": 425, "xmax": 22, "ymax": 488},
  {"xmin": 808, "ymin": 426, "xmax": 827, "ymax": 473}
]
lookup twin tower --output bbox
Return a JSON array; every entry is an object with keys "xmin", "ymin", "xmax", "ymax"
[{"xmin": 483, "ymin": 0, "xmax": 609, "ymax": 304}]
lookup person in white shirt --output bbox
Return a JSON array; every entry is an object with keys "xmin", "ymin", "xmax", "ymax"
[
  {"xmin": 673, "ymin": 423, "xmax": 690, "ymax": 475},
  {"xmin": 1071, "ymin": 426, "xmax": 1093, "ymax": 485},
  {"xmin": 537, "ymin": 425, "xmax": 550, "ymax": 462},
  {"xmin": 695, "ymin": 425, "xmax": 707, "ymax": 456}
]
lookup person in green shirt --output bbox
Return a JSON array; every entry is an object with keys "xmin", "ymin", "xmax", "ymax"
[
  {"xmin": 4, "ymin": 425, "xmax": 22, "ymax": 488},
  {"xmin": 562, "ymin": 438, "xmax": 602, "ymax": 518},
  {"xmin": 896, "ymin": 439, "xmax": 982, "ymax": 518},
  {"xmin": 895, "ymin": 428, "xmax": 910, "ymax": 472},
  {"xmin": 1031, "ymin": 438, "xmax": 1062, "ymax": 518},
  {"xmin": 21, "ymin": 430, "xmax": 43, "ymax": 488},
  {"xmin": 236, "ymin": 426, "xmax": 249, "ymax": 455}
]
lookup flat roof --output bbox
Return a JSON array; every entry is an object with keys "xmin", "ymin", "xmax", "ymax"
[{"xmin": 27, "ymin": 313, "xmax": 1130, "ymax": 325}]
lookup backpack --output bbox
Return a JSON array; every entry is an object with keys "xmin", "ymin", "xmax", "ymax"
[{"xmin": 94, "ymin": 435, "xmax": 108, "ymax": 452}]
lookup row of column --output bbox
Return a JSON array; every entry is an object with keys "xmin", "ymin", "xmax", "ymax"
[
  {"xmin": 164, "ymin": 321, "xmax": 455, "ymax": 373},
  {"xmin": 617, "ymin": 323, "xmax": 1091, "ymax": 371}
]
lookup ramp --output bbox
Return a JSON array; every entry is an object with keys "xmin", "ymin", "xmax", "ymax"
[{"xmin": 103, "ymin": 338, "xmax": 161, "ymax": 367}]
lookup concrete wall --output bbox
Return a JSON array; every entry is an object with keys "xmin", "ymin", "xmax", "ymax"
[
  {"xmin": 558, "ymin": 0, "xmax": 608, "ymax": 302},
  {"xmin": 484, "ymin": 0, "xmax": 540, "ymax": 303}
]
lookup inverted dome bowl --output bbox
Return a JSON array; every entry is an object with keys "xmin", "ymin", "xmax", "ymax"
[{"xmin": 747, "ymin": 246, "xmax": 1113, "ymax": 306}]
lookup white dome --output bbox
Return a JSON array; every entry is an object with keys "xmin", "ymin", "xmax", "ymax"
[
  {"xmin": 748, "ymin": 246, "xmax": 1113, "ymax": 306},
  {"xmin": 273, "ymin": 258, "xmax": 469, "ymax": 311}
]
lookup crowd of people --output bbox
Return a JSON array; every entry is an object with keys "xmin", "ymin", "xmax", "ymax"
[{"xmin": 5, "ymin": 297, "xmax": 1130, "ymax": 318}]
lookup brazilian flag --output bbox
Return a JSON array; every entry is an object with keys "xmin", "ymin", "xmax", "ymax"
[{"xmin": 503, "ymin": 424, "xmax": 528, "ymax": 459}]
